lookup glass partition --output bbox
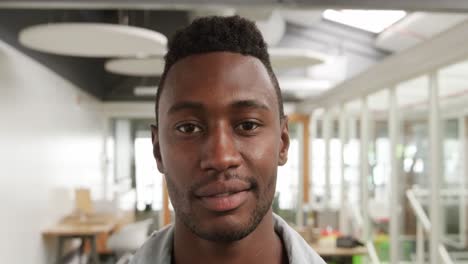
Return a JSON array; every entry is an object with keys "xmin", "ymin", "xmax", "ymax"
[
  {"xmin": 397, "ymin": 75, "xmax": 430, "ymax": 261},
  {"xmin": 439, "ymin": 59, "xmax": 468, "ymax": 248},
  {"xmin": 276, "ymin": 120, "xmax": 302, "ymax": 225}
]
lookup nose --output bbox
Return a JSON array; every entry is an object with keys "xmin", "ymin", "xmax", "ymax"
[{"xmin": 200, "ymin": 123, "xmax": 242, "ymax": 172}]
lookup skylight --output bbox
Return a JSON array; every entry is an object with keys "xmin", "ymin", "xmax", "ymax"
[{"xmin": 322, "ymin": 9, "xmax": 407, "ymax": 33}]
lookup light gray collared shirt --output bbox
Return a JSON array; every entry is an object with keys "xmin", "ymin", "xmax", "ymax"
[{"xmin": 130, "ymin": 214, "xmax": 326, "ymax": 264}]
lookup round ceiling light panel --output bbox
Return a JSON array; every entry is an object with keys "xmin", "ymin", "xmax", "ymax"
[
  {"xmin": 269, "ymin": 48, "xmax": 326, "ymax": 70},
  {"xmin": 19, "ymin": 23, "xmax": 167, "ymax": 57},
  {"xmin": 105, "ymin": 57, "xmax": 165, "ymax": 77}
]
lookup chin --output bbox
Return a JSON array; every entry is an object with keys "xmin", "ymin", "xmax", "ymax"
[
  {"xmin": 195, "ymin": 219, "xmax": 256, "ymax": 242},
  {"xmin": 185, "ymin": 209, "xmax": 259, "ymax": 242}
]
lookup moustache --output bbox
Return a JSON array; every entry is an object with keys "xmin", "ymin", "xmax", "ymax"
[{"xmin": 190, "ymin": 171, "xmax": 258, "ymax": 197}]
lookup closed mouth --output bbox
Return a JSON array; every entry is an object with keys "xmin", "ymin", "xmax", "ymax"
[
  {"xmin": 199, "ymin": 188, "xmax": 252, "ymax": 198},
  {"xmin": 194, "ymin": 179, "xmax": 252, "ymax": 198},
  {"xmin": 198, "ymin": 190, "xmax": 251, "ymax": 212},
  {"xmin": 194, "ymin": 181, "xmax": 253, "ymax": 212}
]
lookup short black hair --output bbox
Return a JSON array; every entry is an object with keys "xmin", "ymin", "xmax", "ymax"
[{"xmin": 155, "ymin": 15, "xmax": 284, "ymax": 124}]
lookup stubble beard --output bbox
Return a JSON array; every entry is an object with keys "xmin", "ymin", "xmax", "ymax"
[{"xmin": 165, "ymin": 173, "xmax": 277, "ymax": 243}]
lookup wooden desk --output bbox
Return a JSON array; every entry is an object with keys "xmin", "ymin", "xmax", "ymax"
[
  {"xmin": 310, "ymin": 243, "xmax": 367, "ymax": 256},
  {"xmin": 310, "ymin": 243, "xmax": 367, "ymax": 264},
  {"xmin": 43, "ymin": 214, "xmax": 119, "ymax": 264}
]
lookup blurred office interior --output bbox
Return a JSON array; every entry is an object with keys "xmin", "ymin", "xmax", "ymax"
[{"xmin": 1, "ymin": 1, "xmax": 468, "ymax": 263}]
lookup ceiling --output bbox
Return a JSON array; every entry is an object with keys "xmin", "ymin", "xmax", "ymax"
[
  {"xmin": 0, "ymin": 1, "xmax": 467, "ymax": 105},
  {"xmin": 0, "ymin": 8, "xmax": 189, "ymax": 101},
  {"xmin": 0, "ymin": 7, "xmax": 389, "ymax": 102},
  {"xmin": 3, "ymin": 0, "xmax": 468, "ymax": 12}
]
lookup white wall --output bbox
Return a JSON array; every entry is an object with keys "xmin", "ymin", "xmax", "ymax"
[
  {"xmin": 0, "ymin": 41, "xmax": 105, "ymax": 263},
  {"xmin": 103, "ymin": 102, "xmax": 154, "ymax": 118}
]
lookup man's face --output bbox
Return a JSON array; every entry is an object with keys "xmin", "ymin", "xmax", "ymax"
[{"xmin": 152, "ymin": 52, "xmax": 289, "ymax": 242}]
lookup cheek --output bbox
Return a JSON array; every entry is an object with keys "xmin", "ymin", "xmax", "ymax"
[
  {"xmin": 241, "ymin": 136, "xmax": 280, "ymax": 184},
  {"xmin": 246, "ymin": 132, "xmax": 280, "ymax": 162},
  {"xmin": 165, "ymin": 174, "xmax": 192, "ymax": 214},
  {"xmin": 160, "ymin": 136, "xmax": 199, "ymax": 173},
  {"xmin": 159, "ymin": 141, "xmax": 200, "ymax": 199},
  {"xmin": 243, "ymin": 130, "xmax": 279, "ymax": 156}
]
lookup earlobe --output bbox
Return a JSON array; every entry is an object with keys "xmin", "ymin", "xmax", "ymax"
[
  {"xmin": 151, "ymin": 124, "xmax": 165, "ymax": 173},
  {"xmin": 278, "ymin": 118, "xmax": 290, "ymax": 166}
]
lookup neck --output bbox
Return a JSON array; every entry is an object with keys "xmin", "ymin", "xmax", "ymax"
[{"xmin": 172, "ymin": 210, "xmax": 286, "ymax": 264}]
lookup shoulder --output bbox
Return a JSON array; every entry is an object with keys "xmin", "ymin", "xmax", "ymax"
[
  {"xmin": 129, "ymin": 224, "xmax": 174, "ymax": 264},
  {"xmin": 273, "ymin": 214, "xmax": 326, "ymax": 264}
]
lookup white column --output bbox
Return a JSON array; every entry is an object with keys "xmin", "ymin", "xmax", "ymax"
[
  {"xmin": 102, "ymin": 118, "xmax": 111, "ymax": 200},
  {"xmin": 459, "ymin": 116, "xmax": 467, "ymax": 247},
  {"xmin": 360, "ymin": 97, "xmax": 370, "ymax": 241},
  {"xmin": 324, "ymin": 110, "xmax": 332, "ymax": 208},
  {"xmin": 389, "ymin": 87, "xmax": 400, "ymax": 264},
  {"xmin": 429, "ymin": 71, "xmax": 442, "ymax": 264},
  {"xmin": 349, "ymin": 116, "xmax": 358, "ymax": 206},
  {"xmin": 339, "ymin": 105, "xmax": 348, "ymax": 233},
  {"xmin": 296, "ymin": 121, "xmax": 305, "ymax": 227}
]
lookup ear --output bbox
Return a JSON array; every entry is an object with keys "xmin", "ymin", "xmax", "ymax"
[
  {"xmin": 278, "ymin": 117, "xmax": 290, "ymax": 166},
  {"xmin": 151, "ymin": 124, "xmax": 165, "ymax": 174}
]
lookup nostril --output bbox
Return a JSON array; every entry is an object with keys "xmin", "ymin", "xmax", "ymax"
[
  {"xmin": 199, "ymin": 147, "xmax": 242, "ymax": 171},
  {"xmin": 199, "ymin": 152, "xmax": 242, "ymax": 171}
]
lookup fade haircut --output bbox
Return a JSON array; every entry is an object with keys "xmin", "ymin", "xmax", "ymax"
[{"xmin": 154, "ymin": 15, "xmax": 284, "ymax": 124}]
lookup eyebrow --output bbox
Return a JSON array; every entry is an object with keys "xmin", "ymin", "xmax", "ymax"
[
  {"xmin": 167, "ymin": 99, "xmax": 270, "ymax": 115},
  {"xmin": 168, "ymin": 101, "xmax": 204, "ymax": 115},
  {"xmin": 230, "ymin": 100, "xmax": 270, "ymax": 111}
]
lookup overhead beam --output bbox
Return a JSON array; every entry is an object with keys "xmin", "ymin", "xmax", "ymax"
[
  {"xmin": 1, "ymin": 0, "xmax": 468, "ymax": 11},
  {"xmin": 298, "ymin": 19, "xmax": 468, "ymax": 112}
]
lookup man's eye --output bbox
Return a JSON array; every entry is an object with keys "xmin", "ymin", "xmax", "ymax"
[
  {"xmin": 176, "ymin": 123, "xmax": 202, "ymax": 134},
  {"xmin": 237, "ymin": 121, "xmax": 259, "ymax": 131}
]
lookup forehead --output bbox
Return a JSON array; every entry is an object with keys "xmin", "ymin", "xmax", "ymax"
[{"xmin": 159, "ymin": 52, "xmax": 278, "ymax": 116}]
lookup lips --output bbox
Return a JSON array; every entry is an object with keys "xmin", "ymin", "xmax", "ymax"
[{"xmin": 194, "ymin": 180, "xmax": 252, "ymax": 212}]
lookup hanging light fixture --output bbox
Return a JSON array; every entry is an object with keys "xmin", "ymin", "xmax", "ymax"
[
  {"xmin": 19, "ymin": 23, "xmax": 167, "ymax": 58},
  {"xmin": 105, "ymin": 57, "xmax": 164, "ymax": 77}
]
